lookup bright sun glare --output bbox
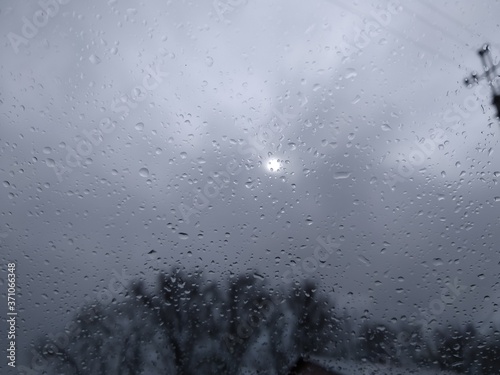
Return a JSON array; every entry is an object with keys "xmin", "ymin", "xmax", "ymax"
[{"xmin": 266, "ymin": 158, "xmax": 281, "ymax": 172}]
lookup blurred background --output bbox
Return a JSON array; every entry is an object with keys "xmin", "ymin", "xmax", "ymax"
[{"xmin": 1, "ymin": 0, "xmax": 500, "ymax": 370}]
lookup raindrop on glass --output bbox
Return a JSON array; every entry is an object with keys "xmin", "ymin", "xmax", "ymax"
[
  {"xmin": 334, "ymin": 171, "xmax": 351, "ymax": 180},
  {"xmin": 89, "ymin": 54, "xmax": 101, "ymax": 64}
]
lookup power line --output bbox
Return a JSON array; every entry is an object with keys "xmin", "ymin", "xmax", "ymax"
[
  {"xmin": 419, "ymin": 0, "xmax": 481, "ymax": 42},
  {"xmin": 401, "ymin": 4, "xmax": 473, "ymax": 51},
  {"xmin": 418, "ymin": 0, "xmax": 500, "ymax": 52},
  {"xmin": 324, "ymin": 0, "xmax": 458, "ymax": 66}
]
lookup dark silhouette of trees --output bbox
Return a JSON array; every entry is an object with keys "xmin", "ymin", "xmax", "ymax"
[
  {"xmin": 35, "ymin": 269, "xmax": 338, "ymax": 375},
  {"xmin": 358, "ymin": 322, "xmax": 398, "ymax": 365},
  {"xmin": 33, "ymin": 268, "xmax": 500, "ymax": 374},
  {"xmin": 348, "ymin": 319, "xmax": 500, "ymax": 374},
  {"xmin": 288, "ymin": 357, "xmax": 342, "ymax": 375}
]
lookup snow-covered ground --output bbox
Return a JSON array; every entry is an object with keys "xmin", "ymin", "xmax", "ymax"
[{"xmin": 312, "ymin": 357, "xmax": 458, "ymax": 375}]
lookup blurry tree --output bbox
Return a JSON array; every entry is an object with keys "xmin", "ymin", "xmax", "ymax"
[
  {"xmin": 33, "ymin": 268, "xmax": 500, "ymax": 374},
  {"xmin": 35, "ymin": 269, "xmax": 338, "ymax": 375}
]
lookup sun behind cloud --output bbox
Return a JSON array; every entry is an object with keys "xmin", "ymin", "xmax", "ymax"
[{"xmin": 265, "ymin": 157, "xmax": 282, "ymax": 173}]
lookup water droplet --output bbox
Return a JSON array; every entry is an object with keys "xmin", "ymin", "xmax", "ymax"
[
  {"xmin": 139, "ymin": 168, "xmax": 149, "ymax": 177},
  {"xmin": 358, "ymin": 255, "xmax": 371, "ymax": 266},
  {"xmin": 494, "ymin": 197, "xmax": 500, "ymax": 202},
  {"xmin": 432, "ymin": 258, "xmax": 443, "ymax": 266},
  {"xmin": 89, "ymin": 54, "xmax": 101, "ymax": 64},
  {"xmin": 381, "ymin": 123, "xmax": 392, "ymax": 131},
  {"xmin": 334, "ymin": 171, "xmax": 351, "ymax": 180},
  {"xmin": 179, "ymin": 232, "xmax": 189, "ymax": 240},
  {"xmin": 345, "ymin": 68, "xmax": 357, "ymax": 79},
  {"xmin": 205, "ymin": 56, "xmax": 214, "ymax": 67},
  {"xmin": 135, "ymin": 122, "xmax": 144, "ymax": 131}
]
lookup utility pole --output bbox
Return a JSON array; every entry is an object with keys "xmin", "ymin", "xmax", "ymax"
[{"xmin": 464, "ymin": 44, "xmax": 500, "ymax": 118}]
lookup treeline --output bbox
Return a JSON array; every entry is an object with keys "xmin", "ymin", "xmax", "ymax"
[
  {"xmin": 339, "ymin": 318, "xmax": 500, "ymax": 373},
  {"xmin": 31, "ymin": 269, "xmax": 499, "ymax": 374}
]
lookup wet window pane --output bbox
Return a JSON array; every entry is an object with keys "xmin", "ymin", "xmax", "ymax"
[{"xmin": 1, "ymin": 1, "xmax": 499, "ymax": 374}]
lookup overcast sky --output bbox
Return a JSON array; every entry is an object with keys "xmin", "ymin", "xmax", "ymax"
[{"xmin": 2, "ymin": 0, "xmax": 500, "ymax": 368}]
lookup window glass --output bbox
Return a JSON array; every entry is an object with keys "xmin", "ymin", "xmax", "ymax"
[{"xmin": 1, "ymin": 1, "xmax": 499, "ymax": 374}]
